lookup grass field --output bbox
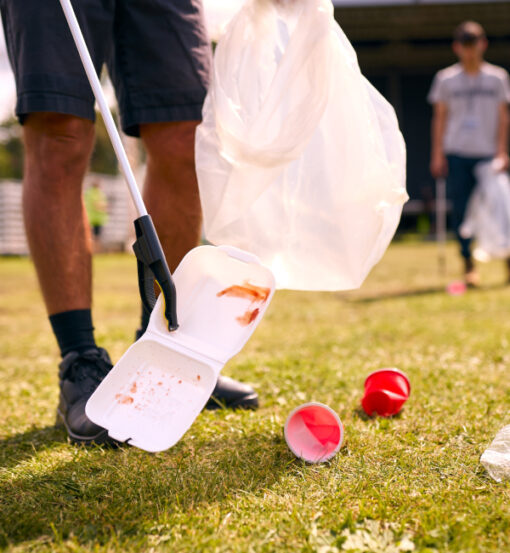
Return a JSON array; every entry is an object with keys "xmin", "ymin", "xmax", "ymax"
[{"xmin": 1, "ymin": 241, "xmax": 509, "ymax": 553}]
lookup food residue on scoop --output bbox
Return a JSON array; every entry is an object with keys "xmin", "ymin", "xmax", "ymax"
[
  {"xmin": 130, "ymin": 382, "xmax": 137, "ymax": 393},
  {"xmin": 217, "ymin": 281, "xmax": 270, "ymax": 326},
  {"xmin": 115, "ymin": 393, "xmax": 134, "ymax": 405},
  {"xmin": 237, "ymin": 308, "xmax": 260, "ymax": 326},
  {"xmin": 217, "ymin": 281, "xmax": 270, "ymax": 302}
]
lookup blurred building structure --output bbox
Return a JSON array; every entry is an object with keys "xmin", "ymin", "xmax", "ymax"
[
  {"xmin": 334, "ymin": 0, "xmax": 510, "ymax": 229},
  {"xmin": 0, "ymin": 174, "xmax": 136, "ymax": 255}
]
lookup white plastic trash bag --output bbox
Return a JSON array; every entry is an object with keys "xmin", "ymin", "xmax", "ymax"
[
  {"xmin": 460, "ymin": 161, "xmax": 510, "ymax": 262},
  {"xmin": 196, "ymin": 0, "xmax": 407, "ymax": 291},
  {"xmin": 481, "ymin": 425, "xmax": 510, "ymax": 482}
]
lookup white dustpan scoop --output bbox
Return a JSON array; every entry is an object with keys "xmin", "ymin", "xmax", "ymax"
[{"xmin": 86, "ymin": 245, "xmax": 275, "ymax": 452}]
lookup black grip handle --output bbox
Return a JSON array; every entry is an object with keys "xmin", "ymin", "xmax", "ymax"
[{"xmin": 132, "ymin": 215, "xmax": 178, "ymax": 331}]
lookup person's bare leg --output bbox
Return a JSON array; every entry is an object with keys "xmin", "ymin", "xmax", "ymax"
[
  {"xmin": 139, "ymin": 120, "xmax": 258, "ymax": 409},
  {"xmin": 23, "ymin": 113, "xmax": 116, "ymax": 443},
  {"xmin": 23, "ymin": 113, "xmax": 95, "ymax": 315},
  {"xmin": 140, "ymin": 121, "xmax": 202, "ymax": 273}
]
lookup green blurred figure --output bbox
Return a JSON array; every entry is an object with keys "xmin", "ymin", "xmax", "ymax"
[{"xmin": 84, "ymin": 181, "xmax": 108, "ymax": 251}]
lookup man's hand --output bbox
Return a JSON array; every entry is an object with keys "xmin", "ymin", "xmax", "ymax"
[
  {"xmin": 430, "ymin": 152, "xmax": 448, "ymax": 178},
  {"xmin": 493, "ymin": 152, "xmax": 510, "ymax": 172}
]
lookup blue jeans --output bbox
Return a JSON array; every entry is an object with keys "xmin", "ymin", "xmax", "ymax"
[{"xmin": 446, "ymin": 154, "xmax": 492, "ymax": 260}]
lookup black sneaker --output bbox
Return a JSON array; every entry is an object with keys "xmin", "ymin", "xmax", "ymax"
[
  {"xmin": 56, "ymin": 347, "xmax": 114, "ymax": 445},
  {"xmin": 205, "ymin": 375, "xmax": 259, "ymax": 410}
]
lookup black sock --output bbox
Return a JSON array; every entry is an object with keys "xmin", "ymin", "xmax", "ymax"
[{"xmin": 49, "ymin": 309, "xmax": 97, "ymax": 357}]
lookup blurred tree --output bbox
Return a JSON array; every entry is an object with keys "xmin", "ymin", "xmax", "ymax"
[
  {"xmin": 0, "ymin": 118, "xmax": 23, "ymax": 179},
  {"xmin": 0, "ymin": 113, "xmax": 120, "ymax": 179},
  {"xmin": 90, "ymin": 111, "xmax": 119, "ymax": 175}
]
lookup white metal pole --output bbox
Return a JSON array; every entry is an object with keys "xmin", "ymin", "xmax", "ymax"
[
  {"xmin": 436, "ymin": 177, "xmax": 447, "ymax": 276},
  {"xmin": 58, "ymin": 0, "xmax": 147, "ymax": 217}
]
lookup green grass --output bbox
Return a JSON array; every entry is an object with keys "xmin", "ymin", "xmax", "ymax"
[{"xmin": 1, "ymin": 242, "xmax": 509, "ymax": 553}]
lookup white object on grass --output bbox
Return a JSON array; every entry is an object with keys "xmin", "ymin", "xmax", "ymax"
[
  {"xmin": 196, "ymin": 0, "xmax": 408, "ymax": 291},
  {"xmin": 480, "ymin": 425, "xmax": 510, "ymax": 482},
  {"xmin": 86, "ymin": 245, "xmax": 275, "ymax": 452}
]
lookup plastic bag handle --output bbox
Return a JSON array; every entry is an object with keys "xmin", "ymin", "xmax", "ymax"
[
  {"xmin": 218, "ymin": 245, "xmax": 262, "ymax": 265},
  {"xmin": 213, "ymin": 0, "xmax": 334, "ymax": 167}
]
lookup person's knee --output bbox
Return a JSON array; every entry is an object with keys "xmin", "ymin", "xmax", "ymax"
[
  {"xmin": 23, "ymin": 113, "xmax": 95, "ymax": 181},
  {"xmin": 141, "ymin": 120, "xmax": 198, "ymax": 169}
]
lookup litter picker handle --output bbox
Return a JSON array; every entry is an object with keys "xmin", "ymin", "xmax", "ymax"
[
  {"xmin": 133, "ymin": 216, "xmax": 178, "ymax": 331},
  {"xmin": 58, "ymin": 0, "xmax": 178, "ymax": 331},
  {"xmin": 436, "ymin": 177, "xmax": 447, "ymax": 277},
  {"xmin": 58, "ymin": 0, "xmax": 145, "ymax": 217}
]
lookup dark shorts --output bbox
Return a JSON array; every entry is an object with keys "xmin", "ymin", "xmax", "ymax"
[{"xmin": 0, "ymin": 0, "xmax": 212, "ymax": 137}]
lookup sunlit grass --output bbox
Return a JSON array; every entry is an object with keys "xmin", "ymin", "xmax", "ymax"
[{"xmin": 1, "ymin": 242, "xmax": 509, "ymax": 552}]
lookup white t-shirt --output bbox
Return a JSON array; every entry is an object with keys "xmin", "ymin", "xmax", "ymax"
[{"xmin": 428, "ymin": 62, "xmax": 510, "ymax": 157}]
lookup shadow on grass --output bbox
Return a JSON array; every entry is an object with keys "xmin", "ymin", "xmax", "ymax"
[
  {"xmin": 346, "ymin": 281, "xmax": 509, "ymax": 304},
  {"xmin": 0, "ymin": 425, "xmax": 290, "ymax": 549},
  {"xmin": 345, "ymin": 286, "xmax": 445, "ymax": 304},
  {"xmin": 352, "ymin": 406, "xmax": 371, "ymax": 421},
  {"xmin": 352, "ymin": 406, "xmax": 403, "ymax": 421},
  {"xmin": 0, "ymin": 424, "xmax": 68, "ymax": 471}
]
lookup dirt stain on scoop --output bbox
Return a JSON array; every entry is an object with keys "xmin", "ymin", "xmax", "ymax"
[{"xmin": 217, "ymin": 281, "xmax": 270, "ymax": 326}]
